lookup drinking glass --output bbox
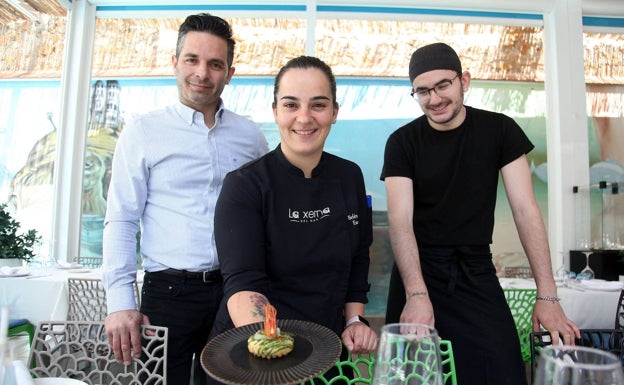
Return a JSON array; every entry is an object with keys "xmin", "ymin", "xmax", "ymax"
[
  {"xmin": 578, "ymin": 250, "xmax": 595, "ymax": 280},
  {"xmin": 372, "ymin": 323, "xmax": 443, "ymax": 385},
  {"xmin": 554, "ymin": 251, "xmax": 570, "ymax": 281},
  {"xmin": 577, "ymin": 239, "xmax": 596, "ymax": 280},
  {"xmin": 534, "ymin": 345, "xmax": 624, "ymax": 385}
]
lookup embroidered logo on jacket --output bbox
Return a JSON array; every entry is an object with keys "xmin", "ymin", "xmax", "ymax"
[
  {"xmin": 348, "ymin": 213, "xmax": 359, "ymax": 226},
  {"xmin": 288, "ymin": 207, "xmax": 330, "ymax": 223}
]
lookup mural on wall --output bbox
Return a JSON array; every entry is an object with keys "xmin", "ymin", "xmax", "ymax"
[
  {"xmin": 7, "ymin": 80, "xmax": 122, "ymax": 261},
  {"xmin": 515, "ymin": 115, "xmax": 624, "ymax": 251},
  {"xmin": 80, "ymin": 80, "xmax": 122, "ymax": 258}
]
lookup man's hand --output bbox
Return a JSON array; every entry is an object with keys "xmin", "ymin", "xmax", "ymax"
[
  {"xmin": 532, "ymin": 300, "xmax": 580, "ymax": 346},
  {"xmin": 400, "ymin": 295, "xmax": 435, "ymax": 327},
  {"xmin": 105, "ymin": 310, "xmax": 150, "ymax": 365}
]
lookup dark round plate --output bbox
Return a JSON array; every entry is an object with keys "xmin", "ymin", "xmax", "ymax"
[{"xmin": 201, "ymin": 319, "xmax": 341, "ymax": 385}]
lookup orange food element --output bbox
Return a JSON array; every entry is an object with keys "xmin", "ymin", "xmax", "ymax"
[
  {"xmin": 248, "ymin": 303, "xmax": 294, "ymax": 359},
  {"xmin": 263, "ymin": 303, "xmax": 278, "ymax": 339}
]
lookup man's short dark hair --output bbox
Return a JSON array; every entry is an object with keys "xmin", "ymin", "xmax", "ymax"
[{"xmin": 176, "ymin": 13, "xmax": 235, "ymax": 67}]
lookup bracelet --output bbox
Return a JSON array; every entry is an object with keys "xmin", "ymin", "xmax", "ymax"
[
  {"xmin": 536, "ymin": 295, "xmax": 560, "ymax": 303},
  {"xmin": 345, "ymin": 315, "xmax": 369, "ymax": 329},
  {"xmin": 407, "ymin": 291, "xmax": 428, "ymax": 300}
]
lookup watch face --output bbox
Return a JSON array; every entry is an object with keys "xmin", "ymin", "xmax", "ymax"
[{"xmin": 358, "ymin": 315, "xmax": 370, "ymax": 326}]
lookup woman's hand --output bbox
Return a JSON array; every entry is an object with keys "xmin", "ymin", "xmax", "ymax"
[{"xmin": 341, "ymin": 322, "xmax": 378, "ymax": 354}]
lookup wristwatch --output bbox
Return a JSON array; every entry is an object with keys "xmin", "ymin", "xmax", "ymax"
[
  {"xmin": 356, "ymin": 315, "xmax": 370, "ymax": 327},
  {"xmin": 345, "ymin": 314, "xmax": 370, "ymax": 328}
]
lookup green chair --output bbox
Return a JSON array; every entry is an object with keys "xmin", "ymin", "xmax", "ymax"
[
  {"xmin": 8, "ymin": 318, "xmax": 35, "ymax": 346},
  {"xmin": 302, "ymin": 339, "xmax": 456, "ymax": 385},
  {"xmin": 504, "ymin": 288, "xmax": 537, "ymax": 363}
]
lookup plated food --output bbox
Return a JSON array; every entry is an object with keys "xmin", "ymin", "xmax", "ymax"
[
  {"xmin": 201, "ymin": 319, "xmax": 341, "ymax": 385},
  {"xmin": 247, "ymin": 304, "xmax": 294, "ymax": 359}
]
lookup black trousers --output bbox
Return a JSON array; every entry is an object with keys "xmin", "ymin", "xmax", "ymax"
[
  {"xmin": 141, "ymin": 270, "xmax": 223, "ymax": 385},
  {"xmin": 385, "ymin": 247, "xmax": 528, "ymax": 385}
]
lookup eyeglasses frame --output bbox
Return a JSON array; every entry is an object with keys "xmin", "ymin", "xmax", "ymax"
[{"xmin": 410, "ymin": 73, "xmax": 461, "ymax": 102}]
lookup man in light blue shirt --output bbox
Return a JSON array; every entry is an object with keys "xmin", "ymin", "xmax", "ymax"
[{"xmin": 102, "ymin": 13, "xmax": 268, "ymax": 385}]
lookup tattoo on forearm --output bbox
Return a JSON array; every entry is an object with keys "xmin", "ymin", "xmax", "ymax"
[{"xmin": 250, "ymin": 293, "xmax": 269, "ymax": 319}]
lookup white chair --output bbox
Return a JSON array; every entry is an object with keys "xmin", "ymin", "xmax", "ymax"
[
  {"xmin": 76, "ymin": 256, "xmax": 103, "ymax": 269},
  {"xmin": 503, "ymin": 266, "xmax": 533, "ymax": 279},
  {"xmin": 28, "ymin": 320, "xmax": 167, "ymax": 385},
  {"xmin": 67, "ymin": 278, "xmax": 140, "ymax": 321}
]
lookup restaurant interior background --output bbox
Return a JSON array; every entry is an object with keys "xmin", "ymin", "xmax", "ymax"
[{"xmin": 0, "ymin": 0, "xmax": 622, "ymax": 315}]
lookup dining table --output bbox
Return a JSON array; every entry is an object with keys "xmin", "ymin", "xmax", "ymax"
[
  {"xmin": 0, "ymin": 265, "xmax": 143, "ymax": 325},
  {"xmin": 500, "ymin": 277, "xmax": 623, "ymax": 329}
]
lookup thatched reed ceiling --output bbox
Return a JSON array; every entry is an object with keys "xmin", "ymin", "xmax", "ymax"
[
  {"xmin": 0, "ymin": 0, "xmax": 67, "ymax": 24},
  {"xmin": 0, "ymin": 1, "xmax": 622, "ymax": 89},
  {"xmin": 2, "ymin": 16, "xmax": 623, "ymax": 87}
]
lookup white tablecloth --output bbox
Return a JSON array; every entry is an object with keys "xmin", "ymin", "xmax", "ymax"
[
  {"xmin": 0, "ymin": 267, "xmax": 143, "ymax": 325},
  {"xmin": 500, "ymin": 278, "xmax": 622, "ymax": 329}
]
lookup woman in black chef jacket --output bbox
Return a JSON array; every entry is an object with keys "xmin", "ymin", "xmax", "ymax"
[{"xmin": 211, "ymin": 56, "xmax": 377, "ymax": 364}]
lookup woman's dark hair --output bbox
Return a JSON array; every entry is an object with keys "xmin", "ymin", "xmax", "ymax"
[
  {"xmin": 176, "ymin": 13, "xmax": 235, "ymax": 66},
  {"xmin": 273, "ymin": 56, "xmax": 338, "ymax": 107}
]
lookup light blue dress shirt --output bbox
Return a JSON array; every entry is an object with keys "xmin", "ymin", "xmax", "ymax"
[{"xmin": 102, "ymin": 100, "xmax": 268, "ymax": 313}]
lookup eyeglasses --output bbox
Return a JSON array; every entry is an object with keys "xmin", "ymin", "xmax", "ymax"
[{"xmin": 410, "ymin": 74, "xmax": 460, "ymax": 102}]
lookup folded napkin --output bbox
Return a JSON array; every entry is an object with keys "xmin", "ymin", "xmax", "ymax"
[
  {"xmin": 56, "ymin": 261, "xmax": 82, "ymax": 269},
  {"xmin": 580, "ymin": 280, "xmax": 624, "ymax": 291},
  {"xmin": 3, "ymin": 360, "xmax": 35, "ymax": 385},
  {"xmin": 0, "ymin": 266, "xmax": 29, "ymax": 276}
]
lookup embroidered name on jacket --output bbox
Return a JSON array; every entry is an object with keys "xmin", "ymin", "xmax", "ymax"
[
  {"xmin": 288, "ymin": 207, "xmax": 330, "ymax": 223},
  {"xmin": 348, "ymin": 213, "xmax": 359, "ymax": 226}
]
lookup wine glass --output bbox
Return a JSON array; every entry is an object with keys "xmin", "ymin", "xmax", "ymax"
[
  {"xmin": 577, "ymin": 240, "xmax": 595, "ymax": 280},
  {"xmin": 578, "ymin": 251, "xmax": 595, "ymax": 280},
  {"xmin": 554, "ymin": 251, "xmax": 570, "ymax": 282},
  {"xmin": 534, "ymin": 345, "xmax": 624, "ymax": 385},
  {"xmin": 372, "ymin": 323, "xmax": 443, "ymax": 385}
]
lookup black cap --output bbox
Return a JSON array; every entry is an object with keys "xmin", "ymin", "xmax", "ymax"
[{"xmin": 409, "ymin": 42, "xmax": 462, "ymax": 83}]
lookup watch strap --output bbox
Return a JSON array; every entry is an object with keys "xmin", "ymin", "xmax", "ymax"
[{"xmin": 345, "ymin": 315, "xmax": 370, "ymax": 328}]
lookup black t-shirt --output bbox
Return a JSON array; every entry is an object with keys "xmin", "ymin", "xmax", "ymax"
[
  {"xmin": 380, "ymin": 106, "xmax": 534, "ymax": 246},
  {"xmin": 213, "ymin": 145, "xmax": 372, "ymax": 335}
]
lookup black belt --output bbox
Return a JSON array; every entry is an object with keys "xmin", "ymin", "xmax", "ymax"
[{"xmin": 155, "ymin": 268, "xmax": 222, "ymax": 283}]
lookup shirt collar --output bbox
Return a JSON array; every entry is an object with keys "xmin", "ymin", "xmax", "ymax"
[
  {"xmin": 275, "ymin": 144, "xmax": 327, "ymax": 177},
  {"xmin": 174, "ymin": 99, "xmax": 225, "ymax": 127}
]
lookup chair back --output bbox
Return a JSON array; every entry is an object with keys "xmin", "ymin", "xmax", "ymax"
[
  {"xmin": 503, "ymin": 288, "xmax": 537, "ymax": 363},
  {"xmin": 503, "ymin": 266, "xmax": 533, "ymax": 279},
  {"xmin": 530, "ymin": 329, "xmax": 624, "ymax": 383},
  {"xmin": 8, "ymin": 318, "xmax": 35, "ymax": 345},
  {"xmin": 615, "ymin": 289, "xmax": 624, "ymax": 329},
  {"xmin": 77, "ymin": 256, "xmax": 104, "ymax": 269},
  {"xmin": 67, "ymin": 278, "xmax": 107, "ymax": 321},
  {"xmin": 28, "ymin": 320, "xmax": 167, "ymax": 385},
  {"xmin": 67, "ymin": 278, "xmax": 141, "ymax": 321},
  {"xmin": 301, "ymin": 339, "xmax": 456, "ymax": 385}
]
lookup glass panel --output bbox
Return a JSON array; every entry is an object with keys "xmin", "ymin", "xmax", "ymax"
[
  {"xmin": 585, "ymin": 30, "xmax": 624, "ymax": 251},
  {"xmin": 0, "ymin": 82, "xmax": 60, "ymax": 262}
]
